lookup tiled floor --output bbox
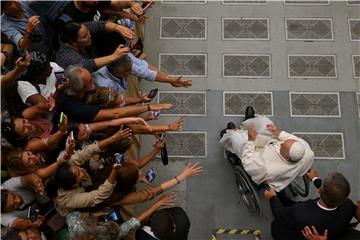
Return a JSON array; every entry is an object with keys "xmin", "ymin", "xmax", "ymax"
[
  {"xmin": 139, "ymin": 1, "xmax": 360, "ymax": 239},
  {"xmin": 223, "ymin": 92, "xmax": 273, "ymax": 116},
  {"xmin": 288, "ymin": 55, "xmax": 337, "ymax": 78},
  {"xmin": 159, "ymin": 53, "xmax": 207, "ymax": 77},
  {"xmin": 157, "ymin": 91, "xmax": 206, "ymax": 116},
  {"xmin": 289, "ymin": 92, "xmax": 340, "ymax": 117},
  {"xmin": 285, "ymin": 18, "xmax": 333, "ymax": 40}
]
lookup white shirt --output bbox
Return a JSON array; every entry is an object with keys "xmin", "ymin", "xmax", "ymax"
[
  {"xmin": 1, "ymin": 177, "xmax": 36, "ymax": 227},
  {"xmin": 17, "ymin": 62, "xmax": 63, "ymax": 104}
]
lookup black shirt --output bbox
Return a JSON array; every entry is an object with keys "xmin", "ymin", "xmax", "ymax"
[
  {"xmin": 64, "ymin": 1, "xmax": 111, "ymax": 23},
  {"xmin": 136, "ymin": 207, "xmax": 190, "ymax": 240},
  {"xmin": 270, "ymin": 197, "xmax": 357, "ymax": 240},
  {"xmin": 57, "ymin": 92, "xmax": 100, "ymax": 123}
]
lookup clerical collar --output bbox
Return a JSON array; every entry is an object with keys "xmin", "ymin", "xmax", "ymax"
[
  {"xmin": 142, "ymin": 226, "xmax": 159, "ymax": 239},
  {"xmin": 317, "ymin": 200, "xmax": 337, "ymax": 211}
]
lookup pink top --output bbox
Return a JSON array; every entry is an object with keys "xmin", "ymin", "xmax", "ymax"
[{"xmin": 29, "ymin": 118, "xmax": 53, "ymax": 140}]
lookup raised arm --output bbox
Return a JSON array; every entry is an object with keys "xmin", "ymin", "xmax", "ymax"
[
  {"xmin": 64, "ymin": 164, "xmax": 120, "ymax": 209},
  {"xmin": 127, "ymin": 137, "xmax": 164, "ymax": 169},
  {"xmin": 157, "ymin": 163, "xmax": 202, "ymax": 193},
  {"xmin": 117, "ymin": 163, "xmax": 202, "ymax": 206},
  {"xmin": 18, "ymin": 16, "xmax": 40, "ymax": 50},
  {"xmin": 88, "ymin": 117, "xmax": 150, "ymax": 132},
  {"xmin": 92, "ymin": 103, "xmax": 172, "ymax": 122},
  {"xmin": 35, "ymin": 136, "xmax": 75, "ymax": 179},
  {"xmin": 1, "ymin": 54, "xmax": 30, "ymax": 87}
]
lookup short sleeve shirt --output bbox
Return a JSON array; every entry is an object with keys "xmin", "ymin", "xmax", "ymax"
[
  {"xmin": 57, "ymin": 92, "xmax": 100, "ymax": 123},
  {"xmin": 17, "ymin": 62, "xmax": 63, "ymax": 103},
  {"xmin": 1, "ymin": 177, "xmax": 36, "ymax": 227}
]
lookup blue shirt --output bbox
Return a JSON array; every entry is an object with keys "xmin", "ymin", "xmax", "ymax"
[
  {"xmin": 1, "ymin": 0, "xmax": 54, "ymax": 52},
  {"xmin": 94, "ymin": 53, "xmax": 157, "ymax": 94}
]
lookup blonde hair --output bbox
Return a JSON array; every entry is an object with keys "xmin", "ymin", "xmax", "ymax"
[{"xmin": 86, "ymin": 87, "xmax": 122, "ymax": 108}]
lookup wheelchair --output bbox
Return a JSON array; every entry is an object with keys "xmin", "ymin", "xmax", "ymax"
[{"xmin": 226, "ymin": 151, "xmax": 309, "ymax": 216}]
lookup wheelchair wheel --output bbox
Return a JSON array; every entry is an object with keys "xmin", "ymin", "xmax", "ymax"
[
  {"xmin": 234, "ymin": 165, "xmax": 262, "ymax": 216},
  {"xmin": 289, "ymin": 175, "xmax": 310, "ymax": 198}
]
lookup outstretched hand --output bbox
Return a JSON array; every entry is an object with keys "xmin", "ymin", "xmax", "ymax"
[
  {"xmin": 171, "ymin": 76, "xmax": 192, "ymax": 88},
  {"xmin": 178, "ymin": 162, "xmax": 203, "ymax": 181},
  {"xmin": 155, "ymin": 192, "xmax": 176, "ymax": 207}
]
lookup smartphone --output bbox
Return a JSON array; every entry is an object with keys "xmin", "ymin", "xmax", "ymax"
[
  {"xmin": 142, "ymin": 1, "xmax": 154, "ymax": 12},
  {"xmin": 114, "ymin": 153, "xmax": 125, "ymax": 164},
  {"xmin": 18, "ymin": 48, "xmax": 26, "ymax": 60},
  {"xmin": 69, "ymin": 131, "xmax": 74, "ymax": 141},
  {"xmin": 147, "ymin": 88, "xmax": 158, "ymax": 99},
  {"xmin": 55, "ymin": 72, "xmax": 66, "ymax": 84},
  {"xmin": 146, "ymin": 168, "xmax": 156, "ymax": 183},
  {"xmin": 152, "ymin": 110, "xmax": 160, "ymax": 118},
  {"xmin": 125, "ymin": 39, "xmax": 132, "ymax": 48},
  {"xmin": 104, "ymin": 210, "xmax": 121, "ymax": 222},
  {"xmin": 27, "ymin": 207, "xmax": 38, "ymax": 222},
  {"xmin": 59, "ymin": 112, "xmax": 65, "ymax": 125}
]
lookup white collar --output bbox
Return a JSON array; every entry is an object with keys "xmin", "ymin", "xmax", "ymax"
[
  {"xmin": 317, "ymin": 200, "xmax": 337, "ymax": 211},
  {"xmin": 142, "ymin": 226, "xmax": 159, "ymax": 239}
]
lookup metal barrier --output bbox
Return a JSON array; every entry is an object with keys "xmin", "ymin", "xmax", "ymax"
[{"xmin": 211, "ymin": 228, "xmax": 261, "ymax": 240}]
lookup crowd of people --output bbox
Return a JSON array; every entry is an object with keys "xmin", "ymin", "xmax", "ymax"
[
  {"xmin": 1, "ymin": 1, "xmax": 359, "ymax": 240},
  {"xmin": 1, "ymin": 1, "xmax": 201, "ymax": 239}
]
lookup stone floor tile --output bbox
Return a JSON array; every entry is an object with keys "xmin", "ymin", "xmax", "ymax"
[
  {"xmin": 160, "ymin": 17, "xmax": 206, "ymax": 39},
  {"xmin": 158, "ymin": 91, "xmax": 206, "ymax": 116},
  {"xmin": 159, "ymin": 53, "xmax": 207, "ymax": 77},
  {"xmin": 349, "ymin": 19, "xmax": 360, "ymax": 41},
  {"xmin": 286, "ymin": 18, "xmax": 333, "ymax": 40},
  {"xmin": 284, "ymin": 0, "xmax": 330, "ymax": 5},
  {"xmin": 224, "ymin": 92, "xmax": 273, "ymax": 116},
  {"xmin": 290, "ymin": 92, "xmax": 340, "ymax": 117},
  {"xmin": 223, "ymin": 54, "xmax": 271, "ymax": 78},
  {"xmin": 223, "ymin": 18, "xmax": 269, "ymax": 40},
  {"xmin": 165, "ymin": 132, "xmax": 207, "ymax": 157},
  {"xmin": 288, "ymin": 55, "xmax": 337, "ymax": 78}
]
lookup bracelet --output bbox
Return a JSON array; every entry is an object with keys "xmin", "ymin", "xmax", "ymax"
[{"xmin": 175, "ymin": 176, "xmax": 180, "ymax": 184}]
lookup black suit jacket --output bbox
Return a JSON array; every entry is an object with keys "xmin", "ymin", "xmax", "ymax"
[{"xmin": 270, "ymin": 197, "xmax": 357, "ymax": 240}]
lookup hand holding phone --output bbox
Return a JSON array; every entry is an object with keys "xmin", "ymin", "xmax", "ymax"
[
  {"xmin": 69, "ymin": 131, "xmax": 74, "ymax": 141},
  {"xmin": 114, "ymin": 153, "xmax": 125, "ymax": 164},
  {"xmin": 142, "ymin": 1, "xmax": 154, "ymax": 13},
  {"xmin": 18, "ymin": 48, "xmax": 26, "ymax": 60},
  {"xmin": 103, "ymin": 210, "xmax": 122, "ymax": 223},
  {"xmin": 59, "ymin": 112, "xmax": 65, "ymax": 125},
  {"xmin": 146, "ymin": 168, "xmax": 156, "ymax": 183},
  {"xmin": 27, "ymin": 207, "xmax": 38, "ymax": 222},
  {"xmin": 152, "ymin": 110, "xmax": 160, "ymax": 118},
  {"xmin": 147, "ymin": 88, "xmax": 158, "ymax": 99}
]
